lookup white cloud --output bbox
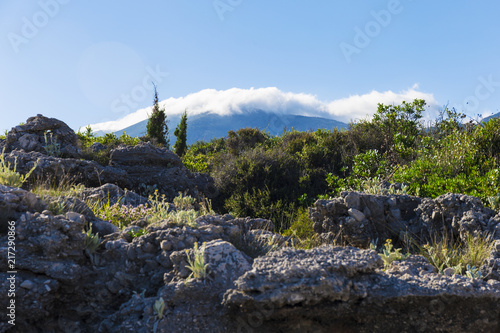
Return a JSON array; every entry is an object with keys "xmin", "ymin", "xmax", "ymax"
[
  {"xmin": 88, "ymin": 86, "xmax": 439, "ymax": 132},
  {"xmin": 326, "ymin": 86, "xmax": 439, "ymax": 123}
]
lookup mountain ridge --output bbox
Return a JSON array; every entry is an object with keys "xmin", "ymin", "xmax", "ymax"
[{"xmin": 111, "ymin": 110, "xmax": 348, "ymax": 145}]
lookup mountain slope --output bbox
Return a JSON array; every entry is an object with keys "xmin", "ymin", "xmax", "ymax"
[
  {"xmin": 114, "ymin": 110, "xmax": 348, "ymax": 145},
  {"xmin": 482, "ymin": 112, "xmax": 500, "ymax": 123}
]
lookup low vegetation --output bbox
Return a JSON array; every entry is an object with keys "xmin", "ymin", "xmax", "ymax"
[
  {"xmin": 185, "ymin": 241, "xmax": 209, "ymax": 281},
  {"xmin": 77, "ymin": 126, "xmax": 141, "ymax": 165},
  {"xmin": 418, "ymin": 233, "xmax": 495, "ymax": 277},
  {"xmin": 0, "ymin": 148, "xmax": 38, "ymax": 188}
]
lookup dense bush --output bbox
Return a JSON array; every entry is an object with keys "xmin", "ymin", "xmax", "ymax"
[
  {"xmin": 392, "ymin": 125, "xmax": 500, "ymax": 200},
  {"xmin": 182, "ymin": 137, "xmax": 226, "ymax": 173},
  {"xmin": 226, "ymin": 127, "xmax": 269, "ymax": 155}
]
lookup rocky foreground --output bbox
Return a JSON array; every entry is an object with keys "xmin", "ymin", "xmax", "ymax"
[{"xmin": 0, "ymin": 115, "xmax": 500, "ymax": 332}]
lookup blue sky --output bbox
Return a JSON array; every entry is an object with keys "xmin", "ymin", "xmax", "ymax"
[{"xmin": 2, "ymin": 0, "xmax": 500, "ymax": 133}]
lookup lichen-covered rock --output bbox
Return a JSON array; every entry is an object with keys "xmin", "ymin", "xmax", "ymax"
[
  {"xmin": 0, "ymin": 185, "xmax": 47, "ymax": 232},
  {"xmin": 99, "ymin": 240, "xmax": 252, "ymax": 333},
  {"xmin": 0, "ymin": 211, "xmax": 89, "ymax": 331},
  {"xmin": 3, "ymin": 146, "xmax": 216, "ymax": 202},
  {"xmin": 4, "ymin": 114, "xmax": 80, "ymax": 157},
  {"xmin": 310, "ymin": 191, "xmax": 500, "ymax": 248},
  {"xmin": 224, "ymin": 246, "xmax": 382, "ymax": 309},
  {"xmin": 109, "ymin": 142, "xmax": 218, "ymax": 200},
  {"xmin": 417, "ymin": 193, "xmax": 497, "ymax": 241},
  {"xmin": 82, "ymin": 183, "xmax": 149, "ymax": 207},
  {"xmin": 310, "ymin": 192, "xmax": 421, "ymax": 247},
  {"xmin": 223, "ymin": 246, "xmax": 500, "ymax": 333},
  {"xmin": 482, "ymin": 240, "xmax": 500, "ymax": 282},
  {"xmin": 2, "ymin": 149, "xmax": 127, "ymax": 189}
]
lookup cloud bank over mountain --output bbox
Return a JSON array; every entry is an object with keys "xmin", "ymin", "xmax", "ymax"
[{"xmin": 89, "ymin": 86, "xmax": 439, "ymax": 133}]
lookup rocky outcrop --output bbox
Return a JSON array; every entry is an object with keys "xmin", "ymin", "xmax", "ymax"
[
  {"xmin": 109, "ymin": 142, "xmax": 218, "ymax": 200},
  {"xmin": 99, "ymin": 239, "xmax": 252, "ymax": 333},
  {"xmin": 2, "ymin": 145, "xmax": 215, "ymax": 202},
  {"xmin": 310, "ymin": 191, "xmax": 500, "ymax": 247},
  {"xmin": 1, "ymin": 186, "xmax": 499, "ymax": 333},
  {"xmin": 0, "ymin": 185, "xmax": 46, "ymax": 232},
  {"xmin": 0, "ymin": 194, "xmax": 277, "ymax": 333},
  {"xmin": 2, "ymin": 115, "xmax": 217, "ymax": 201},
  {"xmin": 3, "ymin": 149, "xmax": 127, "ymax": 189},
  {"xmin": 4, "ymin": 114, "xmax": 80, "ymax": 158},
  {"xmin": 418, "ymin": 193, "xmax": 500, "ymax": 240},
  {"xmin": 81, "ymin": 183, "xmax": 149, "ymax": 207},
  {"xmin": 224, "ymin": 247, "xmax": 500, "ymax": 333},
  {"xmin": 0, "ymin": 211, "xmax": 90, "ymax": 332}
]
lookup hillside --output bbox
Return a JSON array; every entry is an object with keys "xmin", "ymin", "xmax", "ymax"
[
  {"xmin": 113, "ymin": 110, "xmax": 348, "ymax": 145},
  {"xmin": 482, "ymin": 111, "xmax": 500, "ymax": 123}
]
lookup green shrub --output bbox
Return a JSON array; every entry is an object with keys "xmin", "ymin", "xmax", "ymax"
[
  {"xmin": 373, "ymin": 239, "xmax": 409, "ymax": 270},
  {"xmin": 282, "ymin": 207, "xmax": 319, "ymax": 249},
  {"xmin": 43, "ymin": 132, "xmax": 61, "ymax": 157},
  {"xmin": 182, "ymin": 138, "xmax": 226, "ymax": 173},
  {"xmin": 182, "ymin": 152, "xmax": 211, "ymax": 173},
  {"xmin": 346, "ymin": 119, "xmax": 385, "ymax": 156},
  {"xmin": 433, "ymin": 107, "xmax": 466, "ymax": 138},
  {"xmin": 392, "ymin": 128, "xmax": 499, "ymax": 200},
  {"xmin": 372, "ymin": 99, "xmax": 426, "ymax": 163},
  {"xmin": 225, "ymin": 187, "xmax": 296, "ymax": 232},
  {"xmin": 76, "ymin": 126, "xmax": 95, "ymax": 147},
  {"xmin": 185, "ymin": 242, "xmax": 209, "ymax": 280},
  {"xmin": 419, "ymin": 233, "xmax": 494, "ymax": 277},
  {"xmin": 0, "ymin": 148, "xmax": 38, "ymax": 188},
  {"xmin": 173, "ymin": 192, "xmax": 196, "ymax": 211},
  {"xmin": 475, "ymin": 117, "xmax": 500, "ymax": 162},
  {"xmin": 89, "ymin": 200, "xmax": 151, "ymax": 229},
  {"xmin": 117, "ymin": 132, "xmax": 141, "ymax": 146},
  {"xmin": 77, "ymin": 127, "xmax": 141, "ymax": 166},
  {"xmin": 350, "ymin": 149, "xmax": 390, "ymax": 182},
  {"xmin": 226, "ymin": 128, "xmax": 269, "ymax": 155},
  {"xmin": 213, "ymin": 146, "xmax": 322, "ymax": 212},
  {"xmin": 84, "ymin": 226, "xmax": 101, "ymax": 252}
]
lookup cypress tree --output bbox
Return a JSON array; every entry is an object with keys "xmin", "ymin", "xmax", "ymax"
[
  {"xmin": 146, "ymin": 84, "xmax": 169, "ymax": 148},
  {"xmin": 173, "ymin": 109, "xmax": 188, "ymax": 156}
]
